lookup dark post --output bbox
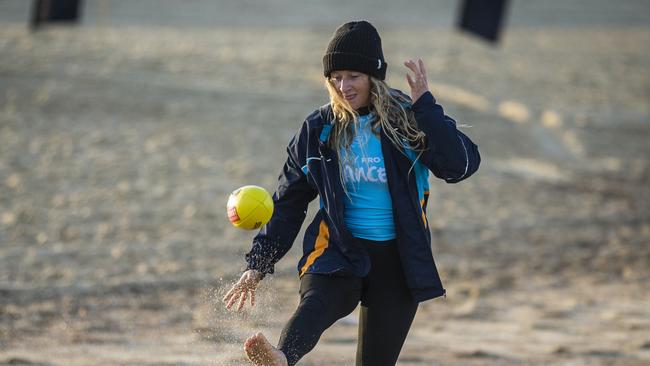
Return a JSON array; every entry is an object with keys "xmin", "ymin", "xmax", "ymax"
[
  {"xmin": 31, "ymin": 0, "xmax": 83, "ymax": 29},
  {"xmin": 456, "ymin": 0, "xmax": 510, "ymax": 44}
]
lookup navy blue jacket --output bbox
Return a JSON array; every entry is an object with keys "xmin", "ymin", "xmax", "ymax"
[{"xmin": 245, "ymin": 91, "xmax": 480, "ymax": 302}]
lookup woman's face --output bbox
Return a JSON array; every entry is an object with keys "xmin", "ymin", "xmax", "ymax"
[{"xmin": 329, "ymin": 70, "xmax": 371, "ymax": 110}]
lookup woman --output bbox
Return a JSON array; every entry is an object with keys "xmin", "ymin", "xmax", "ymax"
[{"xmin": 223, "ymin": 20, "xmax": 480, "ymax": 366}]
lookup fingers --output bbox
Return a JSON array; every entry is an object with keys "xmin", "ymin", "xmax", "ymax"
[
  {"xmin": 223, "ymin": 285, "xmax": 256, "ymax": 311},
  {"xmin": 404, "ymin": 58, "xmax": 430, "ymax": 102},
  {"xmin": 225, "ymin": 288, "xmax": 241, "ymax": 310},
  {"xmin": 406, "ymin": 72, "xmax": 415, "ymax": 88},
  {"xmin": 404, "ymin": 59, "xmax": 418, "ymax": 73},
  {"xmin": 237, "ymin": 291, "xmax": 248, "ymax": 312},
  {"xmin": 404, "ymin": 58, "xmax": 427, "ymax": 79},
  {"xmin": 418, "ymin": 58, "xmax": 427, "ymax": 79},
  {"xmin": 404, "ymin": 59, "xmax": 427, "ymax": 89},
  {"xmin": 224, "ymin": 280, "xmax": 244, "ymax": 310},
  {"xmin": 223, "ymin": 271, "xmax": 262, "ymax": 311},
  {"xmin": 222, "ymin": 285, "xmax": 236, "ymax": 305}
]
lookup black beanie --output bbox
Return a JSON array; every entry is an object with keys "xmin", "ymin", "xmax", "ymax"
[{"xmin": 323, "ymin": 20, "xmax": 387, "ymax": 80}]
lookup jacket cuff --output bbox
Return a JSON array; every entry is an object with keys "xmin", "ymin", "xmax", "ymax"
[
  {"xmin": 245, "ymin": 238, "xmax": 278, "ymax": 277},
  {"xmin": 411, "ymin": 91, "xmax": 435, "ymax": 110}
]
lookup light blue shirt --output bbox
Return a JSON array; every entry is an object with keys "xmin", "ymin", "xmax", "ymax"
[{"xmin": 340, "ymin": 114, "xmax": 396, "ymax": 241}]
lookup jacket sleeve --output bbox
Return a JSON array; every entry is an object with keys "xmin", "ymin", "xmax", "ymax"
[
  {"xmin": 245, "ymin": 126, "xmax": 318, "ymax": 276},
  {"xmin": 412, "ymin": 91, "xmax": 480, "ymax": 183}
]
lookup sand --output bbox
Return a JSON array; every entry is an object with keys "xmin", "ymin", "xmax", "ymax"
[{"xmin": 1, "ymin": 1, "xmax": 649, "ymax": 365}]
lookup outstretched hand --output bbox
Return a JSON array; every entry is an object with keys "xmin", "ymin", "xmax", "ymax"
[
  {"xmin": 223, "ymin": 269, "xmax": 263, "ymax": 311},
  {"xmin": 404, "ymin": 59, "xmax": 430, "ymax": 103}
]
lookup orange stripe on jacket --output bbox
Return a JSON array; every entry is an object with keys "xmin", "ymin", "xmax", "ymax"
[
  {"xmin": 420, "ymin": 190, "xmax": 430, "ymax": 227},
  {"xmin": 299, "ymin": 220, "xmax": 330, "ymax": 276}
]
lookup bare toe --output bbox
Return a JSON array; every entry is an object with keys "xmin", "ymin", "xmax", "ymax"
[{"xmin": 244, "ymin": 332, "xmax": 288, "ymax": 366}]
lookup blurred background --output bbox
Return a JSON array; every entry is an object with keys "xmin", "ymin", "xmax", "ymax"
[{"xmin": 1, "ymin": 1, "xmax": 648, "ymax": 365}]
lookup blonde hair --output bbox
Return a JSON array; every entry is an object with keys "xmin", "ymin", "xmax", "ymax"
[{"xmin": 324, "ymin": 75, "xmax": 428, "ymax": 193}]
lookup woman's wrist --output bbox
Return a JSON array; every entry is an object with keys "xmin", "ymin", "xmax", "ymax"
[{"xmin": 245, "ymin": 269, "xmax": 264, "ymax": 281}]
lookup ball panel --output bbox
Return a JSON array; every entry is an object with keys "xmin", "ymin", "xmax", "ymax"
[
  {"xmin": 261, "ymin": 194, "xmax": 274, "ymax": 217},
  {"xmin": 226, "ymin": 185, "xmax": 274, "ymax": 230},
  {"xmin": 232, "ymin": 193, "xmax": 259, "ymax": 219},
  {"xmin": 242, "ymin": 186, "xmax": 270, "ymax": 204},
  {"xmin": 233, "ymin": 203, "xmax": 272, "ymax": 230}
]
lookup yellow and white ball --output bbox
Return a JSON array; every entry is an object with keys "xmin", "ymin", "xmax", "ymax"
[{"xmin": 226, "ymin": 185, "xmax": 274, "ymax": 230}]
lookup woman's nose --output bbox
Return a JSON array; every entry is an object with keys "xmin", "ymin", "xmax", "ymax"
[{"xmin": 339, "ymin": 79, "xmax": 350, "ymax": 92}]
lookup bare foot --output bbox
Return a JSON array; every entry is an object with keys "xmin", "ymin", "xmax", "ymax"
[{"xmin": 244, "ymin": 332, "xmax": 288, "ymax": 366}]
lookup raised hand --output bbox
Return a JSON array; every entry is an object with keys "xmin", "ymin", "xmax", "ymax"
[
  {"xmin": 404, "ymin": 58, "xmax": 430, "ymax": 103},
  {"xmin": 222, "ymin": 269, "xmax": 263, "ymax": 311}
]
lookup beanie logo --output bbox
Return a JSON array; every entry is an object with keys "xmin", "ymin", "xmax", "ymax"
[{"xmin": 377, "ymin": 59, "xmax": 382, "ymax": 69}]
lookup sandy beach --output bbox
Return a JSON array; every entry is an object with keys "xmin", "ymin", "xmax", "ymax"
[{"xmin": 1, "ymin": 1, "xmax": 649, "ymax": 365}]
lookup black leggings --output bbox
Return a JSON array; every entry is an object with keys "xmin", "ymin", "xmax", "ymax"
[{"xmin": 278, "ymin": 239, "xmax": 418, "ymax": 366}]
